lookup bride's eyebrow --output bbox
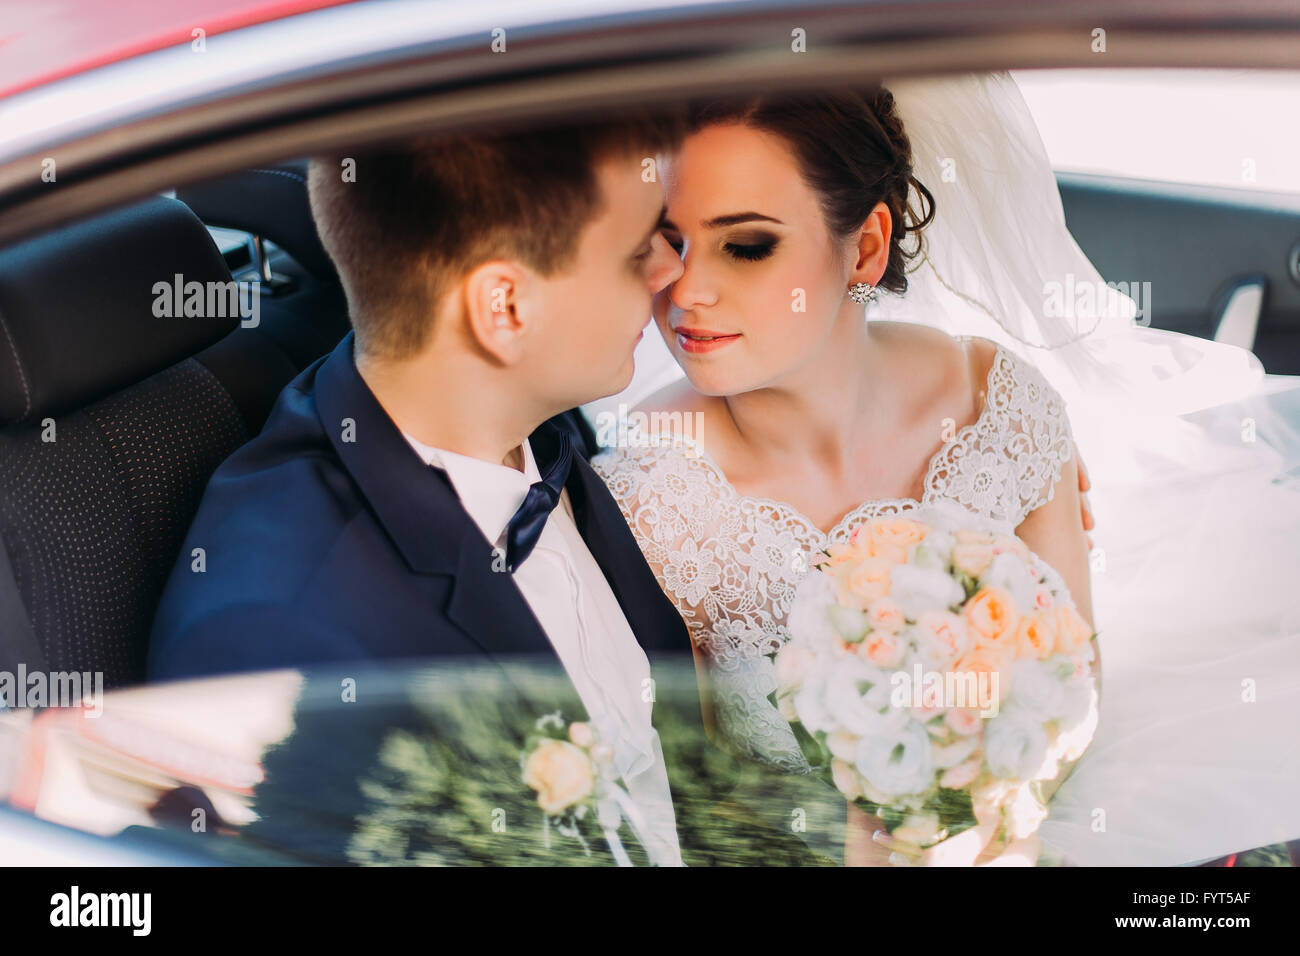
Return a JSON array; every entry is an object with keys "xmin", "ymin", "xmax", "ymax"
[{"xmin": 662, "ymin": 212, "xmax": 785, "ymax": 231}]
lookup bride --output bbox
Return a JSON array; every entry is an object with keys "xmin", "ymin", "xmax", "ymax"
[{"xmin": 591, "ymin": 72, "xmax": 1300, "ymax": 866}]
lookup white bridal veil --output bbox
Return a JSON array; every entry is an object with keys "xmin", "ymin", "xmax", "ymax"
[{"xmin": 871, "ymin": 70, "xmax": 1300, "ymax": 866}]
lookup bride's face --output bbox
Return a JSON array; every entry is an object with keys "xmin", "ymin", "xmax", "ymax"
[{"xmin": 654, "ymin": 122, "xmax": 861, "ymax": 396}]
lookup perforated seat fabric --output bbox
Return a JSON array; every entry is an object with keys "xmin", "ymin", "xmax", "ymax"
[{"xmin": 0, "ymin": 360, "xmax": 248, "ymax": 686}]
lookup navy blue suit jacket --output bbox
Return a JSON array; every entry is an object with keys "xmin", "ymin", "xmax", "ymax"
[{"xmin": 147, "ymin": 332, "xmax": 693, "ymax": 687}]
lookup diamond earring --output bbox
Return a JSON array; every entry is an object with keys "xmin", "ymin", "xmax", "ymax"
[{"xmin": 848, "ymin": 281, "xmax": 877, "ymax": 304}]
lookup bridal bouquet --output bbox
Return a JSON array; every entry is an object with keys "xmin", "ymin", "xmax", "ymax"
[
  {"xmin": 775, "ymin": 506, "xmax": 1099, "ymax": 855},
  {"xmin": 521, "ymin": 712, "xmax": 650, "ymax": 866}
]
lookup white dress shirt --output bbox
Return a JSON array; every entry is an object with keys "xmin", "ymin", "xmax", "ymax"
[{"xmin": 401, "ymin": 431, "xmax": 683, "ymax": 866}]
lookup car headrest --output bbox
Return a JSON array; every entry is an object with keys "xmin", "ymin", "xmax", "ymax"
[
  {"xmin": 175, "ymin": 160, "xmax": 337, "ymax": 280},
  {"xmin": 0, "ymin": 196, "xmax": 239, "ymax": 426}
]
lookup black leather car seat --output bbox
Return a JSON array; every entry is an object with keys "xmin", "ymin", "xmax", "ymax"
[{"xmin": 0, "ymin": 197, "xmax": 312, "ymax": 687}]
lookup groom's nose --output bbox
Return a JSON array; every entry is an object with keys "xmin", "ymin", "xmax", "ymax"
[{"xmin": 646, "ymin": 233, "xmax": 683, "ymax": 294}]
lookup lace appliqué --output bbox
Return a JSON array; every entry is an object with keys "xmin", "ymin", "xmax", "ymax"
[{"xmin": 591, "ymin": 343, "xmax": 1074, "ymax": 772}]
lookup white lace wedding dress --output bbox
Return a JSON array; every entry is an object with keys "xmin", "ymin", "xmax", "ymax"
[{"xmin": 592, "ymin": 336, "xmax": 1076, "ymax": 776}]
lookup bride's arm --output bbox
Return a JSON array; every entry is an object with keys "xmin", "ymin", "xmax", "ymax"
[
  {"xmin": 1015, "ymin": 452, "xmax": 1101, "ymax": 807},
  {"xmin": 1016, "ymin": 452, "xmax": 1094, "ymax": 634}
]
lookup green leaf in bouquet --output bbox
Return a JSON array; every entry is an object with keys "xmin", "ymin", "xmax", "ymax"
[
  {"xmin": 930, "ymin": 787, "xmax": 977, "ymax": 839},
  {"xmin": 788, "ymin": 721, "xmax": 830, "ymax": 770}
]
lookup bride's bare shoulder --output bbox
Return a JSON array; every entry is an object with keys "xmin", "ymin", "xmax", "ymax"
[{"xmin": 872, "ymin": 321, "xmax": 999, "ymax": 409}]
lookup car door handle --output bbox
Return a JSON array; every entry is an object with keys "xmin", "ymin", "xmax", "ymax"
[{"xmin": 1213, "ymin": 275, "xmax": 1267, "ymax": 351}]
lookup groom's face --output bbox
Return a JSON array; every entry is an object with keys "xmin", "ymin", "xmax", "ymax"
[{"xmin": 525, "ymin": 151, "xmax": 683, "ymax": 409}]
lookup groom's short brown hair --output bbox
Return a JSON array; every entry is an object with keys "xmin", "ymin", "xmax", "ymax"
[{"xmin": 308, "ymin": 111, "xmax": 685, "ymax": 360}]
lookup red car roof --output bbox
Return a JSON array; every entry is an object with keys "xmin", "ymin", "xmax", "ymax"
[{"xmin": 0, "ymin": 0, "xmax": 360, "ymax": 99}]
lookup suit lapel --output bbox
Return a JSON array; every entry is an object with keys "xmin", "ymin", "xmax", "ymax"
[
  {"xmin": 313, "ymin": 332, "xmax": 557, "ymax": 663},
  {"xmin": 533, "ymin": 420, "xmax": 690, "ymax": 659}
]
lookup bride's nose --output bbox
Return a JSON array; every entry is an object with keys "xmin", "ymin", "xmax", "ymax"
[{"xmin": 668, "ymin": 246, "xmax": 718, "ymax": 311}]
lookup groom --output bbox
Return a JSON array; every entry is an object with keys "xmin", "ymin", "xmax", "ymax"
[{"xmin": 147, "ymin": 114, "xmax": 798, "ymax": 865}]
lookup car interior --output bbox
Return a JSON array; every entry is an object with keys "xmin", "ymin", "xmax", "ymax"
[
  {"xmin": 0, "ymin": 116, "xmax": 1296, "ymax": 695},
  {"xmin": 0, "ymin": 159, "xmax": 608, "ymax": 690},
  {"xmin": 0, "ymin": 163, "xmax": 348, "ymax": 688}
]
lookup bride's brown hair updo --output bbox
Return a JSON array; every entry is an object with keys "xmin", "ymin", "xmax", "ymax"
[{"xmin": 687, "ymin": 85, "xmax": 935, "ymax": 294}]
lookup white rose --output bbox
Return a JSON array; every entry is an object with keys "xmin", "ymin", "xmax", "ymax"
[
  {"xmin": 791, "ymin": 669, "xmax": 837, "ymax": 735},
  {"xmin": 930, "ymin": 732, "xmax": 981, "ymax": 770},
  {"xmin": 825, "ymin": 656, "xmax": 904, "ymax": 737},
  {"xmin": 984, "ymin": 710, "xmax": 1049, "ymax": 781},
  {"xmin": 854, "ymin": 719, "xmax": 935, "ymax": 799},
  {"xmin": 889, "ymin": 563, "xmax": 965, "ymax": 619},
  {"xmin": 827, "ymin": 729, "xmax": 860, "ymax": 762},
  {"xmin": 773, "ymin": 642, "xmax": 815, "ymax": 691},
  {"xmin": 1004, "ymin": 659, "xmax": 1067, "ymax": 723},
  {"xmin": 1057, "ymin": 672, "xmax": 1097, "ymax": 732},
  {"xmin": 787, "ymin": 571, "xmax": 841, "ymax": 650},
  {"xmin": 982, "ymin": 551, "xmax": 1039, "ymax": 611},
  {"xmin": 909, "ymin": 528, "xmax": 954, "ymax": 571}
]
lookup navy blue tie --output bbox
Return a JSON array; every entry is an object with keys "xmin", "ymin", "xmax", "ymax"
[{"xmin": 504, "ymin": 431, "xmax": 573, "ymax": 572}]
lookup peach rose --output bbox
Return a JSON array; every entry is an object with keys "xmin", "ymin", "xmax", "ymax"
[
  {"xmin": 523, "ymin": 739, "xmax": 594, "ymax": 815},
  {"xmin": 833, "ymin": 556, "xmax": 894, "ymax": 610},
  {"xmin": 955, "ymin": 645, "xmax": 1013, "ymax": 705},
  {"xmin": 992, "ymin": 535, "xmax": 1031, "ymax": 560},
  {"xmin": 1033, "ymin": 585, "xmax": 1055, "ymax": 612},
  {"xmin": 914, "ymin": 611, "xmax": 973, "ymax": 666},
  {"xmin": 944, "ymin": 706, "xmax": 983, "ymax": 736},
  {"xmin": 831, "ymin": 758, "xmax": 865, "ymax": 801},
  {"xmin": 952, "ymin": 542, "xmax": 995, "ymax": 578},
  {"xmin": 1014, "ymin": 612, "xmax": 1058, "ymax": 661},
  {"xmin": 819, "ymin": 542, "xmax": 859, "ymax": 570},
  {"xmin": 859, "ymin": 518, "xmax": 929, "ymax": 564},
  {"xmin": 963, "ymin": 587, "xmax": 1021, "ymax": 651},
  {"xmin": 1051, "ymin": 605, "xmax": 1095, "ymax": 656},
  {"xmin": 859, "ymin": 630, "xmax": 906, "ymax": 668},
  {"xmin": 867, "ymin": 598, "xmax": 906, "ymax": 634},
  {"xmin": 567, "ymin": 721, "xmax": 595, "ymax": 748}
]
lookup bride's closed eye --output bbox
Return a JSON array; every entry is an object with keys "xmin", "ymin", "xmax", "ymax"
[
  {"xmin": 658, "ymin": 228, "xmax": 779, "ymax": 263},
  {"xmin": 723, "ymin": 234, "xmax": 779, "ymax": 262}
]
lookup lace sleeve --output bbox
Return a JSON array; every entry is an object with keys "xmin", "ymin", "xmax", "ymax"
[
  {"xmin": 590, "ymin": 436, "xmax": 794, "ymax": 658},
  {"xmin": 994, "ymin": 346, "xmax": 1077, "ymax": 527},
  {"xmin": 921, "ymin": 341, "xmax": 1076, "ymax": 529}
]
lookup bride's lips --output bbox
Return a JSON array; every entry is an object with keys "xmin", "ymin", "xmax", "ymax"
[{"xmin": 674, "ymin": 326, "xmax": 741, "ymax": 354}]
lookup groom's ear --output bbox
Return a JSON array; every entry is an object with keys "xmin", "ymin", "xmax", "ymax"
[
  {"xmin": 850, "ymin": 201, "xmax": 893, "ymax": 283},
  {"xmin": 462, "ymin": 259, "xmax": 536, "ymax": 365}
]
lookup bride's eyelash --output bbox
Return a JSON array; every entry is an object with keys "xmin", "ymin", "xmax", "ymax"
[
  {"xmin": 657, "ymin": 230, "xmax": 778, "ymax": 262},
  {"xmin": 724, "ymin": 239, "xmax": 777, "ymax": 262}
]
